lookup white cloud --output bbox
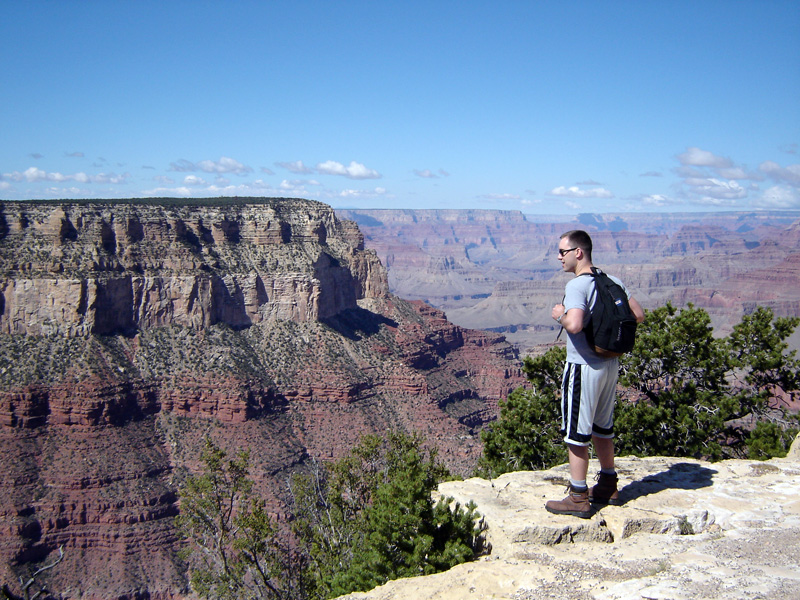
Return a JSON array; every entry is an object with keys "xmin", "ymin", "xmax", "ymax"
[
  {"xmin": 683, "ymin": 177, "xmax": 747, "ymax": 200},
  {"xmin": 184, "ymin": 175, "xmax": 208, "ymax": 186},
  {"xmin": 676, "ymin": 147, "xmax": 733, "ymax": 168},
  {"xmin": 276, "ymin": 160, "xmax": 313, "ymax": 174},
  {"xmin": 2, "ymin": 167, "xmax": 129, "ymax": 185},
  {"xmin": 280, "ymin": 179, "xmax": 321, "ymax": 189},
  {"xmin": 142, "ymin": 186, "xmax": 193, "ymax": 197},
  {"xmin": 414, "ymin": 169, "xmax": 437, "ymax": 178},
  {"xmin": 550, "ymin": 185, "xmax": 613, "ymax": 199},
  {"xmin": 141, "ymin": 178, "xmax": 317, "ymax": 200},
  {"xmin": 717, "ymin": 166, "xmax": 762, "ymax": 181},
  {"xmin": 673, "ymin": 165, "xmax": 707, "ymax": 179},
  {"xmin": 153, "ymin": 175, "xmax": 175, "ymax": 184},
  {"xmin": 337, "ymin": 187, "xmax": 388, "ymax": 198},
  {"xmin": 93, "ymin": 172, "xmax": 130, "ymax": 184},
  {"xmin": 316, "ymin": 160, "xmax": 381, "ymax": 179},
  {"xmin": 0, "ymin": 181, "xmax": 11, "ymax": 191},
  {"xmin": 672, "ymin": 149, "xmax": 769, "ymax": 207},
  {"xmin": 692, "ymin": 196, "xmax": 741, "ymax": 207},
  {"xmin": 279, "ymin": 179, "xmax": 312, "ymax": 193},
  {"xmin": 638, "ymin": 194, "xmax": 682, "ymax": 207},
  {"xmin": 5, "ymin": 167, "xmax": 48, "ymax": 182},
  {"xmin": 759, "ymin": 161, "xmax": 800, "ymax": 186},
  {"xmin": 45, "ymin": 186, "xmax": 83, "ymax": 196},
  {"xmin": 197, "ymin": 156, "xmax": 252, "ymax": 175},
  {"xmin": 168, "ymin": 157, "xmax": 252, "ymax": 175},
  {"xmin": 752, "ymin": 185, "xmax": 800, "ymax": 209}
]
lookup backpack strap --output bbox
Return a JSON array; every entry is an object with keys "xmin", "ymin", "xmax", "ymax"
[{"xmin": 578, "ymin": 266, "xmax": 602, "ymax": 278}]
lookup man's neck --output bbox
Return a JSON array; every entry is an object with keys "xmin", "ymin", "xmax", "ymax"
[{"xmin": 574, "ymin": 262, "xmax": 594, "ymax": 277}]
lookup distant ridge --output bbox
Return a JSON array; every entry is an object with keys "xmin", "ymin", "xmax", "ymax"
[{"xmin": 335, "ymin": 208, "xmax": 800, "ymax": 354}]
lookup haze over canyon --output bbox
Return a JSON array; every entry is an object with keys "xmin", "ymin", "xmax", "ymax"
[{"xmin": 336, "ymin": 208, "xmax": 800, "ymax": 355}]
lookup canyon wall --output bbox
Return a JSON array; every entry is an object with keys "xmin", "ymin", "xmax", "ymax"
[
  {"xmin": 1, "ymin": 199, "xmax": 385, "ymax": 335},
  {"xmin": 338, "ymin": 209, "xmax": 800, "ymax": 354},
  {"xmin": 0, "ymin": 199, "xmax": 526, "ymax": 599}
]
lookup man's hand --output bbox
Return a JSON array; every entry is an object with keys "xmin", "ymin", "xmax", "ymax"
[
  {"xmin": 552, "ymin": 303, "xmax": 566, "ymax": 322},
  {"xmin": 552, "ymin": 304, "xmax": 585, "ymax": 334}
]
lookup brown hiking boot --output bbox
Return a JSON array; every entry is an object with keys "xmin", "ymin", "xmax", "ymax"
[
  {"xmin": 545, "ymin": 485, "xmax": 592, "ymax": 519},
  {"xmin": 589, "ymin": 472, "xmax": 621, "ymax": 505}
]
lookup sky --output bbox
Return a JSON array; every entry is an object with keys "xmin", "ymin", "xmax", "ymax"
[{"xmin": 1, "ymin": 0, "xmax": 799, "ymax": 215}]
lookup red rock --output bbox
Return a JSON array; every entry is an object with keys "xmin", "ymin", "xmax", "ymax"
[{"xmin": 0, "ymin": 199, "xmax": 526, "ymax": 598}]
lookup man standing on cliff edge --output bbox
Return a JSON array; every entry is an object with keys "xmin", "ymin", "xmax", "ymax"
[{"xmin": 546, "ymin": 230, "xmax": 645, "ymax": 518}]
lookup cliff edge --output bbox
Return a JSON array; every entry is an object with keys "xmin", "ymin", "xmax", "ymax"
[{"xmin": 341, "ymin": 436, "xmax": 800, "ymax": 600}]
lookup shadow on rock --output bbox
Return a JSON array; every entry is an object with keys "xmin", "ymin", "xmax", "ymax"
[
  {"xmin": 322, "ymin": 307, "xmax": 398, "ymax": 340},
  {"xmin": 618, "ymin": 462, "xmax": 717, "ymax": 505}
]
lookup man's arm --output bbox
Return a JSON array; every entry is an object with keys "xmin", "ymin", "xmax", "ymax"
[
  {"xmin": 553, "ymin": 295, "xmax": 644, "ymax": 332},
  {"xmin": 552, "ymin": 303, "xmax": 585, "ymax": 334},
  {"xmin": 628, "ymin": 296, "xmax": 645, "ymax": 323}
]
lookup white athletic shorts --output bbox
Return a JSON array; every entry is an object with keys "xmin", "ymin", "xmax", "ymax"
[{"xmin": 560, "ymin": 360, "xmax": 619, "ymax": 446}]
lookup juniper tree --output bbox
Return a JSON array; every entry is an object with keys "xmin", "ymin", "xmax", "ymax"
[
  {"xmin": 617, "ymin": 303, "xmax": 799, "ymax": 460},
  {"xmin": 178, "ymin": 438, "xmax": 300, "ymax": 600},
  {"xmin": 291, "ymin": 432, "xmax": 483, "ymax": 599},
  {"xmin": 478, "ymin": 347, "xmax": 567, "ymax": 477},
  {"xmin": 479, "ymin": 303, "xmax": 800, "ymax": 471}
]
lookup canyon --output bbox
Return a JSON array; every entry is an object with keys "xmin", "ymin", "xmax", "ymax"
[
  {"xmin": 0, "ymin": 199, "xmax": 525, "ymax": 599},
  {"xmin": 336, "ymin": 208, "xmax": 800, "ymax": 354},
  {"xmin": 1, "ymin": 199, "xmax": 798, "ymax": 599}
]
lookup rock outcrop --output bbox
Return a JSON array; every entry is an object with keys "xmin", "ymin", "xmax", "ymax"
[
  {"xmin": 1, "ymin": 199, "xmax": 386, "ymax": 335},
  {"xmin": 0, "ymin": 199, "xmax": 527, "ymax": 599},
  {"xmin": 340, "ymin": 437, "xmax": 800, "ymax": 600}
]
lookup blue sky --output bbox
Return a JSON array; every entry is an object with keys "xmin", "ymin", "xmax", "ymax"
[{"xmin": 2, "ymin": 0, "xmax": 799, "ymax": 214}]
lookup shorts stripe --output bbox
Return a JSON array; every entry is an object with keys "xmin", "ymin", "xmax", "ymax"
[{"xmin": 562, "ymin": 363, "xmax": 591, "ymax": 444}]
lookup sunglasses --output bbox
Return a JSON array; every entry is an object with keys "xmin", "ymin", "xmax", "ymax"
[{"xmin": 558, "ymin": 247, "xmax": 578, "ymax": 257}]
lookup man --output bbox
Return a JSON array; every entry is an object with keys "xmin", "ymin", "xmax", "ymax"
[{"xmin": 546, "ymin": 230, "xmax": 645, "ymax": 518}]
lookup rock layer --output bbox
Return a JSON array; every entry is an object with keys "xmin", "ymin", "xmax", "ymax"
[
  {"xmin": 0, "ymin": 199, "xmax": 527, "ymax": 599},
  {"xmin": 1, "ymin": 199, "xmax": 386, "ymax": 335}
]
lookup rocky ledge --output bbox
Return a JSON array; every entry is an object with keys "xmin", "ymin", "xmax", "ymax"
[{"xmin": 341, "ymin": 437, "xmax": 800, "ymax": 600}]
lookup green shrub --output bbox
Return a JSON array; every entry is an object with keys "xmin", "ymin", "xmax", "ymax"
[
  {"xmin": 291, "ymin": 432, "xmax": 484, "ymax": 599},
  {"xmin": 480, "ymin": 304, "xmax": 800, "ymax": 471}
]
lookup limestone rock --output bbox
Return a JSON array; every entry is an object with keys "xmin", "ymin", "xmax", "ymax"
[
  {"xmin": 0, "ymin": 199, "xmax": 388, "ymax": 336},
  {"xmin": 339, "ymin": 454, "xmax": 800, "ymax": 600}
]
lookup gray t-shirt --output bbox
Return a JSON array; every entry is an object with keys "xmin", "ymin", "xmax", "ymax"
[{"xmin": 563, "ymin": 272, "xmax": 629, "ymax": 366}]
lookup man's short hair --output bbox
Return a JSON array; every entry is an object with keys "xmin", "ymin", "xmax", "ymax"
[{"xmin": 561, "ymin": 230, "xmax": 593, "ymax": 261}]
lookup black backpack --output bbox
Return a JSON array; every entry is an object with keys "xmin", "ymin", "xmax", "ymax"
[{"xmin": 582, "ymin": 267, "xmax": 637, "ymax": 358}]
